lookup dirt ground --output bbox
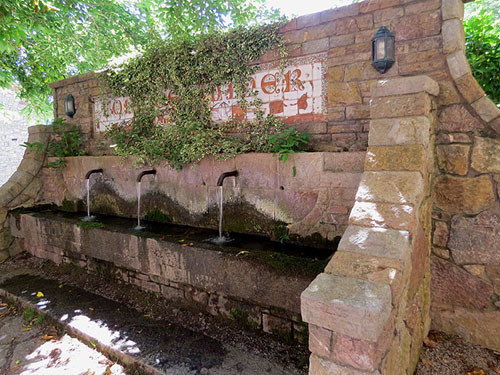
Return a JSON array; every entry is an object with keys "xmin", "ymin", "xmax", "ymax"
[{"xmin": 1, "ymin": 254, "xmax": 499, "ymax": 375}]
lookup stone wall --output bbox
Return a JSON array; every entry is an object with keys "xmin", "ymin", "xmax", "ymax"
[
  {"xmin": 0, "ymin": 89, "xmax": 33, "ymax": 187},
  {"xmin": 40, "ymin": 152, "xmax": 364, "ymax": 245},
  {"xmin": 301, "ymin": 75, "xmax": 436, "ymax": 375},
  {"xmin": 10, "ymin": 211, "xmax": 314, "ymax": 341},
  {"xmin": 0, "ymin": 125, "xmax": 51, "ymax": 263},
  {"xmin": 430, "ymin": 0, "xmax": 500, "ymax": 351}
]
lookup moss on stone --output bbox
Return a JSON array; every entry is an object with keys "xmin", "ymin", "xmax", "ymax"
[
  {"xmin": 60, "ymin": 199, "xmax": 78, "ymax": 212},
  {"xmin": 143, "ymin": 209, "xmax": 172, "ymax": 223},
  {"xmin": 76, "ymin": 221, "xmax": 104, "ymax": 229},
  {"xmin": 246, "ymin": 250, "xmax": 328, "ymax": 278}
]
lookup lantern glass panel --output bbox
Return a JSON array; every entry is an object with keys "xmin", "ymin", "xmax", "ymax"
[
  {"xmin": 386, "ymin": 38, "xmax": 394, "ymax": 60},
  {"xmin": 376, "ymin": 38, "xmax": 386, "ymax": 60}
]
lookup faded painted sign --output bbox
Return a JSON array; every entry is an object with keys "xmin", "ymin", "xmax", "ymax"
[{"xmin": 94, "ymin": 54, "xmax": 326, "ymax": 133}]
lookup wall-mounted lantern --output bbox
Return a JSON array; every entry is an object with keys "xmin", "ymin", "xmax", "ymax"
[
  {"xmin": 372, "ymin": 26, "xmax": 395, "ymax": 74},
  {"xmin": 64, "ymin": 94, "xmax": 76, "ymax": 118}
]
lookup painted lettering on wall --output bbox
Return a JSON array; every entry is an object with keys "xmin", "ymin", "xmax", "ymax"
[{"xmin": 94, "ymin": 55, "xmax": 326, "ymax": 133}]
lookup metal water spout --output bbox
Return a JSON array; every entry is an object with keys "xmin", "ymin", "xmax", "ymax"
[
  {"xmin": 216, "ymin": 170, "xmax": 238, "ymax": 186},
  {"xmin": 137, "ymin": 169, "xmax": 156, "ymax": 182},
  {"xmin": 83, "ymin": 169, "xmax": 103, "ymax": 221},
  {"xmin": 85, "ymin": 168, "xmax": 103, "ymax": 179},
  {"xmin": 214, "ymin": 170, "xmax": 238, "ymax": 242},
  {"xmin": 135, "ymin": 169, "xmax": 156, "ymax": 230}
]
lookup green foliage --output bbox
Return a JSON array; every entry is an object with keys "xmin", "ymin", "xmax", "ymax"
[
  {"xmin": 464, "ymin": 7, "xmax": 500, "ymax": 104},
  {"xmin": 23, "ymin": 307, "xmax": 36, "ymax": 322},
  {"xmin": 0, "ymin": 0, "xmax": 280, "ymax": 120},
  {"xmin": 268, "ymin": 127, "xmax": 312, "ymax": 162},
  {"xmin": 47, "ymin": 118, "xmax": 85, "ymax": 169},
  {"xmin": 103, "ymin": 23, "xmax": 313, "ymax": 168},
  {"xmin": 21, "ymin": 141, "xmax": 44, "ymax": 154},
  {"xmin": 35, "ymin": 312, "xmax": 46, "ymax": 325}
]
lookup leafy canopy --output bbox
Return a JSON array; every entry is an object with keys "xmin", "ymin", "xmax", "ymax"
[
  {"xmin": 464, "ymin": 1, "xmax": 500, "ymax": 104},
  {"xmin": 0, "ymin": 0, "xmax": 279, "ymax": 120}
]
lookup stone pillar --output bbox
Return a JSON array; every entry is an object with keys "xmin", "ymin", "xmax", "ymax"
[
  {"xmin": 0, "ymin": 125, "xmax": 51, "ymax": 263},
  {"xmin": 301, "ymin": 75, "xmax": 438, "ymax": 375}
]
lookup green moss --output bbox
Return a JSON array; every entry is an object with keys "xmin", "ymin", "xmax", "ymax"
[
  {"xmin": 91, "ymin": 194, "xmax": 124, "ymax": 216},
  {"xmin": 229, "ymin": 308, "xmax": 258, "ymax": 329},
  {"xmin": 23, "ymin": 307, "xmax": 36, "ymax": 322},
  {"xmin": 246, "ymin": 251, "xmax": 328, "ymax": 277},
  {"xmin": 76, "ymin": 221, "xmax": 104, "ymax": 229},
  {"xmin": 143, "ymin": 209, "xmax": 172, "ymax": 223},
  {"xmin": 273, "ymin": 222, "xmax": 290, "ymax": 243},
  {"xmin": 60, "ymin": 199, "xmax": 77, "ymax": 212}
]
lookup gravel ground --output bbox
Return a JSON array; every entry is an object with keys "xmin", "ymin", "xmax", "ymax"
[
  {"xmin": 1, "ymin": 254, "xmax": 499, "ymax": 375},
  {"xmin": 415, "ymin": 330, "xmax": 500, "ymax": 375}
]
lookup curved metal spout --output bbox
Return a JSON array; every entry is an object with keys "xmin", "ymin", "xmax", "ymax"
[
  {"xmin": 217, "ymin": 170, "xmax": 238, "ymax": 186},
  {"xmin": 85, "ymin": 168, "xmax": 103, "ymax": 179},
  {"xmin": 137, "ymin": 169, "xmax": 156, "ymax": 182}
]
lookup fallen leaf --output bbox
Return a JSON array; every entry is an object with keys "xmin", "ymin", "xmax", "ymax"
[
  {"xmin": 36, "ymin": 291, "xmax": 44, "ymax": 298},
  {"xmin": 467, "ymin": 368, "xmax": 487, "ymax": 375},
  {"xmin": 237, "ymin": 251, "xmax": 249, "ymax": 256},
  {"xmin": 137, "ymin": 329, "xmax": 143, "ymax": 334},
  {"xmin": 421, "ymin": 358, "xmax": 432, "ymax": 367},
  {"xmin": 58, "ymin": 284, "xmax": 63, "ymax": 288},
  {"xmin": 488, "ymin": 362, "xmax": 500, "ymax": 374},
  {"xmin": 89, "ymin": 307, "xmax": 94, "ymax": 311},
  {"xmin": 41, "ymin": 335, "xmax": 55, "ymax": 341},
  {"xmin": 423, "ymin": 337, "xmax": 437, "ymax": 348}
]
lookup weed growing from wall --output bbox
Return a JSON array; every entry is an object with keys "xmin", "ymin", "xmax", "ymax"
[{"xmin": 103, "ymin": 23, "xmax": 311, "ymax": 167}]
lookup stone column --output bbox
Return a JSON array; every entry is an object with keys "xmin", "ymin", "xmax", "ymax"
[
  {"xmin": 0, "ymin": 125, "xmax": 51, "ymax": 263},
  {"xmin": 301, "ymin": 75, "xmax": 438, "ymax": 375}
]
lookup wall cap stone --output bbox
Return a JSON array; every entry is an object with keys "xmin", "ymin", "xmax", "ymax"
[
  {"xmin": 49, "ymin": 72, "xmax": 97, "ymax": 89},
  {"xmin": 371, "ymin": 76, "xmax": 439, "ymax": 98},
  {"xmin": 301, "ymin": 272, "xmax": 392, "ymax": 342}
]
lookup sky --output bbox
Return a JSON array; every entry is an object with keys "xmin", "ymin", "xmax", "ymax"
[{"xmin": 265, "ymin": 0, "xmax": 354, "ymax": 17}]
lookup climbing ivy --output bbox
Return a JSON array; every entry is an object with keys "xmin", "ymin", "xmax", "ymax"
[{"xmin": 103, "ymin": 23, "xmax": 310, "ymax": 168}]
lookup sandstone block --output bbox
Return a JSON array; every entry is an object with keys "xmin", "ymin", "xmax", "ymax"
[
  {"xmin": 432, "ymin": 221, "xmax": 449, "ymax": 248},
  {"xmin": 323, "ymin": 152, "xmax": 365, "ymax": 172},
  {"xmin": 330, "ymin": 34, "xmax": 355, "ymax": 48},
  {"xmin": 310, "ymin": 354, "xmax": 381, "ymax": 375},
  {"xmin": 437, "ymin": 105, "xmax": 482, "ymax": 132},
  {"xmin": 371, "ymin": 93, "xmax": 432, "ymax": 119},
  {"xmin": 463, "ymin": 265, "xmax": 489, "ymax": 282},
  {"xmin": 371, "ymin": 76, "xmax": 439, "ymax": 97},
  {"xmin": 437, "ymin": 80, "xmax": 461, "ymax": 105},
  {"xmin": 309, "ymin": 324, "xmax": 335, "ymax": 358},
  {"xmin": 301, "ymin": 273, "xmax": 392, "ymax": 341},
  {"xmin": 431, "ymin": 257, "xmax": 493, "ymax": 309},
  {"xmin": 455, "ymin": 74, "xmax": 486, "ymax": 103},
  {"xmin": 442, "ymin": 0, "xmax": 464, "ymax": 20},
  {"xmin": 442, "ymin": 19, "xmax": 465, "ymax": 54},
  {"xmin": 302, "ymin": 38, "xmax": 330, "ymax": 55},
  {"xmin": 471, "ymin": 136, "xmax": 500, "ymax": 173},
  {"xmin": 431, "ymin": 308, "xmax": 500, "ymax": 351},
  {"xmin": 433, "ymin": 247, "xmax": 450, "ymax": 259},
  {"xmin": 356, "ymin": 171, "xmax": 424, "ymax": 206},
  {"xmin": 296, "ymin": 12, "xmax": 321, "ymax": 29},
  {"xmin": 436, "ymin": 144, "xmax": 469, "ymax": 175},
  {"xmin": 328, "ymin": 66, "xmax": 345, "ymax": 82},
  {"xmin": 434, "ymin": 175, "xmax": 494, "ymax": 215},
  {"xmin": 448, "ymin": 209, "xmax": 500, "ymax": 265},
  {"xmin": 332, "ymin": 333, "xmax": 382, "ymax": 371},
  {"xmin": 369, "ymin": 116, "xmax": 430, "ymax": 147},
  {"xmin": 321, "ymin": 3, "xmax": 359, "ymax": 22},
  {"xmin": 328, "ymin": 83, "xmax": 362, "ymax": 106},
  {"xmin": 436, "ymin": 133, "xmax": 471, "ymax": 144},
  {"xmin": 0, "ymin": 249, "xmax": 9, "ymax": 263},
  {"xmin": 346, "ymin": 105, "xmax": 370, "ymax": 120},
  {"xmin": 485, "ymin": 267, "xmax": 500, "ymax": 295},
  {"xmin": 349, "ymin": 201, "xmax": 416, "ymax": 232},
  {"xmin": 490, "ymin": 116, "xmax": 500, "ymax": 135},
  {"xmin": 392, "ymin": 11, "xmax": 441, "ymax": 41},
  {"xmin": 325, "ymin": 251, "xmax": 405, "ymax": 302},
  {"xmin": 447, "ymin": 51, "xmax": 471, "ymax": 80},
  {"xmin": 365, "ymin": 145, "xmax": 425, "ymax": 172},
  {"xmin": 336, "ymin": 225, "xmax": 411, "ymax": 260},
  {"xmin": 471, "ymin": 96, "xmax": 500, "ymax": 123}
]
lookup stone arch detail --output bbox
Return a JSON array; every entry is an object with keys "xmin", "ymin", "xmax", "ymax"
[{"xmin": 442, "ymin": 0, "xmax": 500, "ymax": 132}]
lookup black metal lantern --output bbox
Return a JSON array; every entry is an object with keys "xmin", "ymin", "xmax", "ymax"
[
  {"xmin": 372, "ymin": 26, "xmax": 395, "ymax": 74},
  {"xmin": 64, "ymin": 94, "xmax": 76, "ymax": 118}
]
